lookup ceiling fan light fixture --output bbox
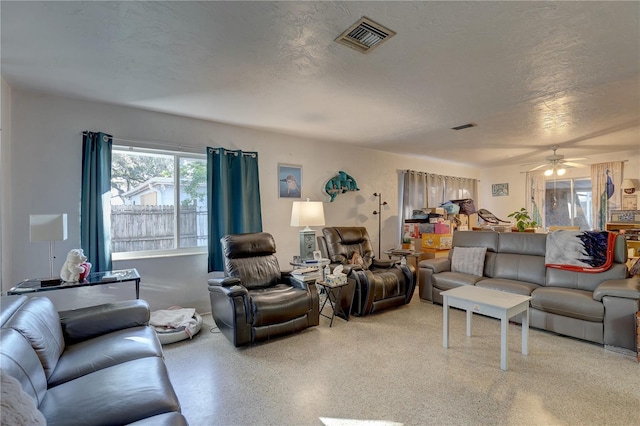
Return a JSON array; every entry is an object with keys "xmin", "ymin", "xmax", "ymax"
[
  {"xmin": 544, "ymin": 169, "xmax": 554, "ymax": 177},
  {"xmin": 556, "ymin": 168, "xmax": 566, "ymax": 176}
]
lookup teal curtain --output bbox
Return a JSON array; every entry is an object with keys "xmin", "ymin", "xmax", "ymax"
[
  {"xmin": 81, "ymin": 131, "xmax": 113, "ymax": 272},
  {"xmin": 207, "ymin": 147, "xmax": 262, "ymax": 272}
]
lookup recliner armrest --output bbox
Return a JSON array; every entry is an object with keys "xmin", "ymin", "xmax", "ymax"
[
  {"xmin": 59, "ymin": 300, "xmax": 150, "ymax": 345},
  {"xmin": 593, "ymin": 276, "xmax": 640, "ymax": 302},
  {"xmin": 371, "ymin": 259, "xmax": 397, "ymax": 269},
  {"xmin": 419, "ymin": 258, "xmax": 451, "ymax": 274},
  {"xmin": 208, "ymin": 277, "xmax": 241, "ymax": 287}
]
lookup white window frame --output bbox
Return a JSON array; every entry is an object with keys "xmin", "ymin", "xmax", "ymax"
[{"xmin": 111, "ymin": 145, "xmax": 207, "ymax": 261}]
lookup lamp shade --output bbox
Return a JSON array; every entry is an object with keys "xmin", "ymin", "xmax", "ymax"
[
  {"xmin": 290, "ymin": 200, "xmax": 325, "ymax": 229},
  {"xmin": 30, "ymin": 214, "xmax": 68, "ymax": 242}
]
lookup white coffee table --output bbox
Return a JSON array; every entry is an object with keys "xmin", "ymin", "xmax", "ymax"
[{"xmin": 441, "ymin": 286, "xmax": 531, "ymax": 371}]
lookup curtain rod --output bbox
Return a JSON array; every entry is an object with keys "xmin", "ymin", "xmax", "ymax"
[
  {"xmin": 403, "ymin": 169, "xmax": 480, "ymax": 182},
  {"xmin": 83, "ymin": 131, "xmax": 204, "ymax": 153}
]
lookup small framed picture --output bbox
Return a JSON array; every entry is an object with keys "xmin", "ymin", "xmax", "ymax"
[
  {"xmin": 492, "ymin": 183, "xmax": 509, "ymax": 197},
  {"xmin": 278, "ymin": 164, "xmax": 302, "ymax": 198},
  {"xmin": 313, "ymin": 250, "xmax": 322, "ymax": 260}
]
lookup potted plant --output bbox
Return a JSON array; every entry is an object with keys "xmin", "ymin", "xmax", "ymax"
[
  {"xmin": 507, "ymin": 208, "xmax": 538, "ymax": 232},
  {"xmin": 402, "ymin": 236, "xmax": 412, "ymax": 249}
]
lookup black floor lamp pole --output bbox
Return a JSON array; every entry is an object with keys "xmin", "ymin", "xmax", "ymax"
[{"xmin": 372, "ymin": 192, "xmax": 388, "ymax": 256}]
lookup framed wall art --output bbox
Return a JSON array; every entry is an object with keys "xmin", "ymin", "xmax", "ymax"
[
  {"xmin": 492, "ymin": 183, "xmax": 509, "ymax": 197},
  {"xmin": 278, "ymin": 164, "xmax": 302, "ymax": 198}
]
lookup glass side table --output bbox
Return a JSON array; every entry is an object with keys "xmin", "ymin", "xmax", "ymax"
[{"xmin": 8, "ymin": 269, "xmax": 141, "ymax": 299}]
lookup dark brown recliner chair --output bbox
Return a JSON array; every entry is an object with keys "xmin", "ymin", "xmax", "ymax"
[
  {"xmin": 208, "ymin": 232, "xmax": 319, "ymax": 347},
  {"xmin": 319, "ymin": 227, "xmax": 416, "ymax": 316}
]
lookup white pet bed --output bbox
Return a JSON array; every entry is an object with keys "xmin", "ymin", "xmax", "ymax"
[{"xmin": 154, "ymin": 312, "xmax": 203, "ymax": 345}]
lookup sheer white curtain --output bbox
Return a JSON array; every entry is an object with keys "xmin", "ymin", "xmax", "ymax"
[
  {"xmin": 525, "ymin": 171, "xmax": 546, "ymax": 228},
  {"xmin": 444, "ymin": 176, "xmax": 478, "ymax": 201},
  {"xmin": 401, "ymin": 170, "xmax": 478, "ymax": 219},
  {"xmin": 591, "ymin": 161, "xmax": 623, "ymax": 230}
]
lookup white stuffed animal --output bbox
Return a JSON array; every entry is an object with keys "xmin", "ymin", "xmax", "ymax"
[{"xmin": 60, "ymin": 249, "xmax": 91, "ymax": 282}]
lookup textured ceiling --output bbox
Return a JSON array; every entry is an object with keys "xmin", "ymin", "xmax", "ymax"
[{"xmin": 2, "ymin": 1, "xmax": 639, "ymax": 168}]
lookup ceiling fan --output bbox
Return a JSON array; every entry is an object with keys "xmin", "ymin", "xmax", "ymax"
[{"xmin": 527, "ymin": 146, "xmax": 587, "ymax": 176}]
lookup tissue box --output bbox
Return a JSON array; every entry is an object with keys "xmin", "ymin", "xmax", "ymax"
[{"xmin": 326, "ymin": 273, "xmax": 347, "ymax": 286}]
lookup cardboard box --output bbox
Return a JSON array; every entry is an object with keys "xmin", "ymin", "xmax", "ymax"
[
  {"xmin": 422, "ymin": 233, "xmax": 453, "ymax": 249},
  {"xmin": 421, "ymin": 249, "xmax": 450, "ymax": 259},
  {"xmin": 434, "ymin": 223, "xmax": 451, "ymax": 234}
]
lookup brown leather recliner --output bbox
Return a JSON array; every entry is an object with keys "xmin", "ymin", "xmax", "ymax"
[
  {"xmin": 319, "ymin": 227, "xmax": 416, "ymax": 316},
  {"xmin": 207, "ymin": 232, "xmax": 319, "ymax": 347}
]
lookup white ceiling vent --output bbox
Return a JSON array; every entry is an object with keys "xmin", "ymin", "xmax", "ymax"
[{"xmin": 335, "ymin": 17, "xmax": 395, "ymax": 54}]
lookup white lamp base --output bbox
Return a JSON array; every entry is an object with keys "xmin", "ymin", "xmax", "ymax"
[{"xmin": 299, "ymin": 228, "xmax": 317, "ymax": 260}]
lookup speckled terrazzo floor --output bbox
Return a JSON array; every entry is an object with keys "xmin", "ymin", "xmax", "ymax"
[{"xmin": 162, "ymin": 292, "xmax": 639, "ymax": 426}]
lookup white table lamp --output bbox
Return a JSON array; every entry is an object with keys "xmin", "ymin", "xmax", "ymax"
[
  {"xmin": 291, "ymin": 199, "xmax": 325, "ymax": 259},
  {"xmin": 621, "ymin": 178, "xmax": 636, "ymax": 194},
  {"xmin": 30, "ymin": 214, "xmax": 68, "ymax": 280}
]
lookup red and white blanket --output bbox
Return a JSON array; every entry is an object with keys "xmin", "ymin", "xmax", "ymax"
[{"xmin": 545, "ymin": 230, "xmax": 616, "ymax": 273}]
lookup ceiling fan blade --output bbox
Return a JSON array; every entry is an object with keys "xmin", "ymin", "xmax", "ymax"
[
  {"xmin": 562, "ymin": 157, "xmax": 587, "ymax": 162},
  {"xmin": 563, "ymin": 161, "xmax": 587, "ymax": 168},
  {"xmin": 527, "ymin": 164, "xmax": 548, "ymax": 172}
]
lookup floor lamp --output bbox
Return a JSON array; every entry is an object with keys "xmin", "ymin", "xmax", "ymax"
[
  {"xmin": 30, "ymin": 214, "xmax": 68, "ymax": 284},
  {"xmin": 290, "ymin": 199, "xmax": 325, "ymax": 260}
]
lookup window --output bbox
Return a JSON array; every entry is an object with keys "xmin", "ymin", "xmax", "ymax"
[
  {"xmin": 110, "ymin": 147, "xmax": 207, "ymax": 258},
  {"xmin": 545, "ymin": 178, "xmax": 592, "ymax": 230}
]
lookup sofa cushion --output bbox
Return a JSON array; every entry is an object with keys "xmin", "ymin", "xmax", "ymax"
[
  {"xmin": 0, "ymin": 329, "xmax": 48, "ymax": 406},
  {"xmin": 531, "ymin": 287, "xmax": 604, "ymax": 322},
  {"xmin": 492, "ymin": 252, "xmax": 547, "ymax": 286},
  {"xmin": 451, "ymin": 247, "xmax": 487, "ymax": 276},
  {"xmin": 433, "ymin": 272, "xmax": 485, "ymax": 291},
  {"xmin": 47, "ymin": 326, "xmax": 164, "ymax": 387},
  {"xmin": 39, "ymin": 357, "xmax": 182, "ymax": 426},
  {"xmin": 476, "ymin": 278, "xmax": 540, "ymax": 296},
  {"xmin": 4, "ymin": 297, "xmax": 65, "ymax": 380},
  {"xmin": 250, "ymin": 284, "xmax": 312, "ymax": 326}
]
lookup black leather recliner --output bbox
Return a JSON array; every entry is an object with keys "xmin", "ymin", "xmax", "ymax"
[
  {"xmin": 207, "ymin": 232, "xmax": 319, "ymax": 347},
  {"xmin": 319, "ymin": 227, "xmax": 416, "ymax": 316}
]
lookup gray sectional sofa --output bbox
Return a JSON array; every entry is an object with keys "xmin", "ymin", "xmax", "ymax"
[
  {"xmin": 0, "ymin": 295, "xmax": 188, "ymax": 425},
  {"xmin": 419, "ymin": 231, "xmax": 640, "ymax": 353}
]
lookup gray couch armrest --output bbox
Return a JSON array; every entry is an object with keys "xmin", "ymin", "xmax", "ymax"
[
  {"xmin": 419, "ymin": 257, "xmax": 451, "ymax": 273},
  {"xmin": 59, "ymin": 300, "xmax": 150, "ymax": 344},
  {"xmin": 593, "ymin": 276, "xmax": 640, "ymax": 302}
]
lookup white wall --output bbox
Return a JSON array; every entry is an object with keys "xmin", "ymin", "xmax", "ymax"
[{"xmin": 4, "ymin": 88, "xmax": 479, "ymax": 312}]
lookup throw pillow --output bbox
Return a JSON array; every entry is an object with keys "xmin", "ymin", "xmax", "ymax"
[
  {"xmin": 0, "ymin": 369, "xmax": 47, "ymax": 426},
  {"xmin": 451, "ymin": 247, "xmax": 487, "ymax": 276}
]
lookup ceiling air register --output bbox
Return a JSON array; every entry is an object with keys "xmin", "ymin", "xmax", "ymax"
[{"xmin": 335, "ymin": 17, "xmax": 395, "ymax": 54}]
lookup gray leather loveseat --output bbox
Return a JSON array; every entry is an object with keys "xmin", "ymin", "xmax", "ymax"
[
  {"xmin": 0, "ymin": 295, "xmax": 187, "ymax": 425},
  {"xmin": 419, "ymin": 231, "xmax": 640, "ymax": 353}
]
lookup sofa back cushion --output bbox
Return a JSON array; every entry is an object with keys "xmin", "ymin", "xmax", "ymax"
[
  {"xmin": 322, "ymin": 227, "xmax": 375, "ymax": 269},
  {"xmin": 4, "ymin": 297, "xmax": 65, "ymax": 380},
  {"xmin": 0, "ymin": 328, "xmax": 48, "ymax": 406},
  {"xmin": 451, "ymin": 231, "xmax": 499, "ymax": 276},
  {"xmin": 221, "ymin": 232, "xmax": 281, "ymax": 289},
  {"xmin": 490, "ymin": 233, "xmax": 547, "ymax": 285},
  {"xmin": 1, "ymin": 295, "xmax": 28, "ymax": 327},
  {"xmin": 547, "ymin": 263, "xmax": 628, "ymax": 291}
]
